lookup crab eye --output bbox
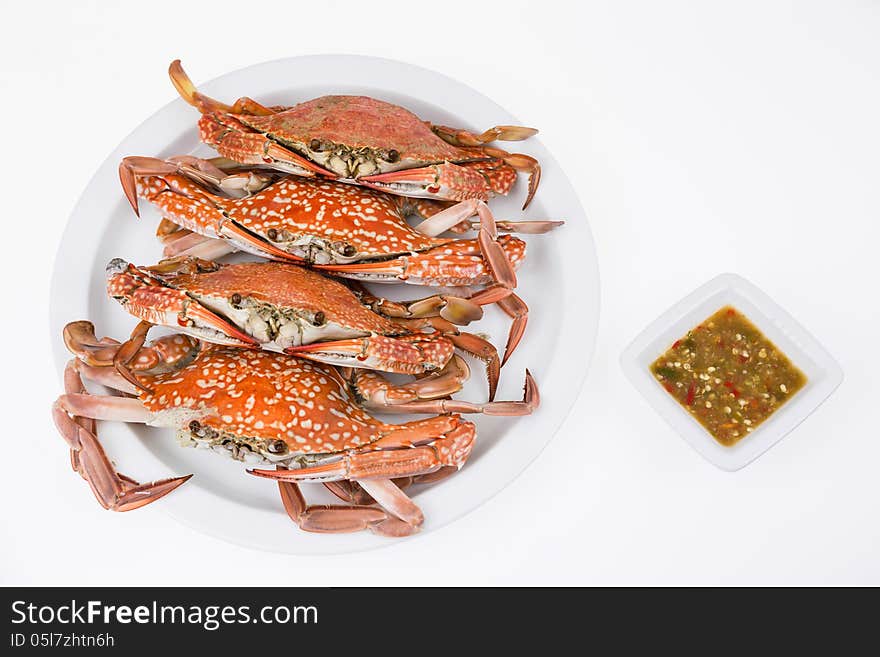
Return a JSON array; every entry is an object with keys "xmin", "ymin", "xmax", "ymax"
[
  {"xmin": 266, "ymin": 228, "xmax": 278, "ymax": 241},
  {"xmin": 313, "ymin": 311, "xmax": 325, "ymax": 326},
  {"xmin": 189, "ymin": 420, "xmax": 201, "ymax": 432},
  {"xmin": 230, "ymin": 293, "xmax": 242, "ymax": 307},
  {"xmin": 267, "ymin": 440, "xmax": 288, "ymax": 454},
  {"xmin": 342, "ymin": 245, "xmax": 357, "ymax": 256},
  {"xmin": 309, "ymin": 139, "xmax": 323, "ymax": 152},
  {"xmin": 386, "ymin": 149, "xmax": 400, "ymax": 163}
]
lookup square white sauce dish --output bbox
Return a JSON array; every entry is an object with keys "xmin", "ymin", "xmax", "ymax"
[{"xmin": 620, "ymin": 273, "xmax": 843, "ymax": 471}]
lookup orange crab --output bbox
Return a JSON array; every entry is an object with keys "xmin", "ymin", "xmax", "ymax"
[
  {"xmin": 54, "ymin": 322, "xmax": 538, "ymax": 536},
  {"xmin": 169, "ymin": 60, "xmax": 541, "ymax": 208},
  {"xmin": 105, "ymin": 257, "xmax": 506, "ymax": 399}
]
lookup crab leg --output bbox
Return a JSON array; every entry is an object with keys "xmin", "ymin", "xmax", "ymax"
[
  {"xmin": 169, "ymin": 60, "xmax": 255, "ymax": 115},
  {"xmin": 497, "ymin": 292, "xmax": 529, "ymax": 366},
  {"xmin": 448, "ymin": 219, "xmax": 565, "ymax": 235},
  {"xmin": 171, "ymin": 238, "xmax": 237, "ymax": 260},
  {"xmin": 53, "ymin": 361, "xmax": 191, "ymax": 511},
  {"xmin": 162, "ymin": 230, "xmax": 220, "ymax": 256},
  {"xmin": 75, "ymin": 361, "xmax": 140, "ymax": 395},
  {"xmin": 449, "ymin": 332, "xmax": 501, "ymax": 401},
  {"xmin": 275, "ymin": 476, "xmax": 417, "ymax": 537},
  {"xmin": 156, "ymin": 218, "xmax": 194, "ymax": 246},
  {"xmin": 63, "ymin": 358, "xmax": 95, "ymax": 475},
  {"xmin": 113, "ymin": 321, "xmax": 155, "ymax": 394},
  {"xmin": 406, "ymin": 198, "xmax": 482, "ymax": 237},
  {"xmin": 410, "ymin": 200, "xmax": 560, "ymax": 246},
  {"xmin": 58, "ymin": 390, "xmax": 154, "ymax": 423},
  {"xmin": 323, "ymin": 468, "xmax": 458, "ymax": 507},
  {"xmin": 430, "ymin": 124, "xmax": 539, "ymax": 147},
  {"xmin": 488, "ymin": 148, "xmax": 542, "ymax": 210},
  {"xmin": 357, "ymin": 479, "xmax": 424, "ymax": 527}
]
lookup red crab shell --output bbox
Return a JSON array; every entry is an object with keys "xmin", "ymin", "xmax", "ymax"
[
  {"xmin": 170, "ymin": 59, "xmax": 539, "ymax": 207},
  {"xmin": 107, "ymin": 259, "xmax": 460, "ymax": 377},
  {"xmin": 236, "ymin": 96, "xmax": 482, "ymax": 170},
  {"xmin": 157, "ymin": 260, "xmax": 400, "ymax": 335},
  {"xmin": 138, "ymin": 346, "xmax": 474, "ymax": 461},
  {"xmin": 137, "ymin": 172, "xmax": 449, "ymax": 257}
]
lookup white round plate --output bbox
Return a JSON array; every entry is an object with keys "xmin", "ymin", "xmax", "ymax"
[{"xmin": 50, "ymin": 55, "xmax": 599, "ymax": 554}]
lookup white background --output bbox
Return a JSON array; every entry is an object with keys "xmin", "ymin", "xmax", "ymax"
[{"xmin": 2, "ymin": 0, "xmax": 878, "ymax": 585}]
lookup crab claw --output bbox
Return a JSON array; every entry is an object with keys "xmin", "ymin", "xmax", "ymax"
[
  {"xmin": 62, "ymin": 319, "xmax": 200, "ymax": 377},
  {"xmin": 351, "ymin": 365, "xmax": 540, "ymax": 417},
  {"xmin": 416, "ymin": 296, "xmax": 484, "ymax": 325},
  {"xmin": 217, "ymin": 219, "xmax": 308, "ymax": 264},
  {"xmin": 191, "ymin": 304, "xmax": 263, "ymax": 346},
  {"xmin": 285, "ymin": 334, "xmax": 455, "ymax": 376},
  {"xmin": 105, "ymin": 258, "xmax": 261, "ymax": 349},
  {"xmin": 250, "ymin": 416, "xmax": 476, "ymax": 483},
  {"xmin": 409, "ymin": 199, "xmax": 518, "ymax": 289},
  {"xmin": 448, "ymin": 332, "xmax": 501, "ymax": 401},
  {"xmin": 475, "ymin": 202, "xmax": 517, "ymax": 289},
  {"xmin": 63, "ymin": 321, "xmax": 123, "ymax": 367},
  {"xmin": 119, "ymin": 157, "xmax": 181, "ymax": 217},
  {"xmin": 360, "ymin": 163, "xmax": 490, "ymax": 202}
]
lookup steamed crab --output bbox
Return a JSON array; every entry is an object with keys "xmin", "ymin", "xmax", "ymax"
[
  {"xmin": 54, "ymin": 322, "xmax": 538, "ymax": 536},
  {"xmin": 169, "ymin": 60, "xmax": 542, "ymax": 208},
  {"xmin": 106, "ymin": 257, "xmax": 506, "ymax": 400},
  {"xmin": 119, "ymin": 156, "xmax": 560, "ymax": 362}
]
